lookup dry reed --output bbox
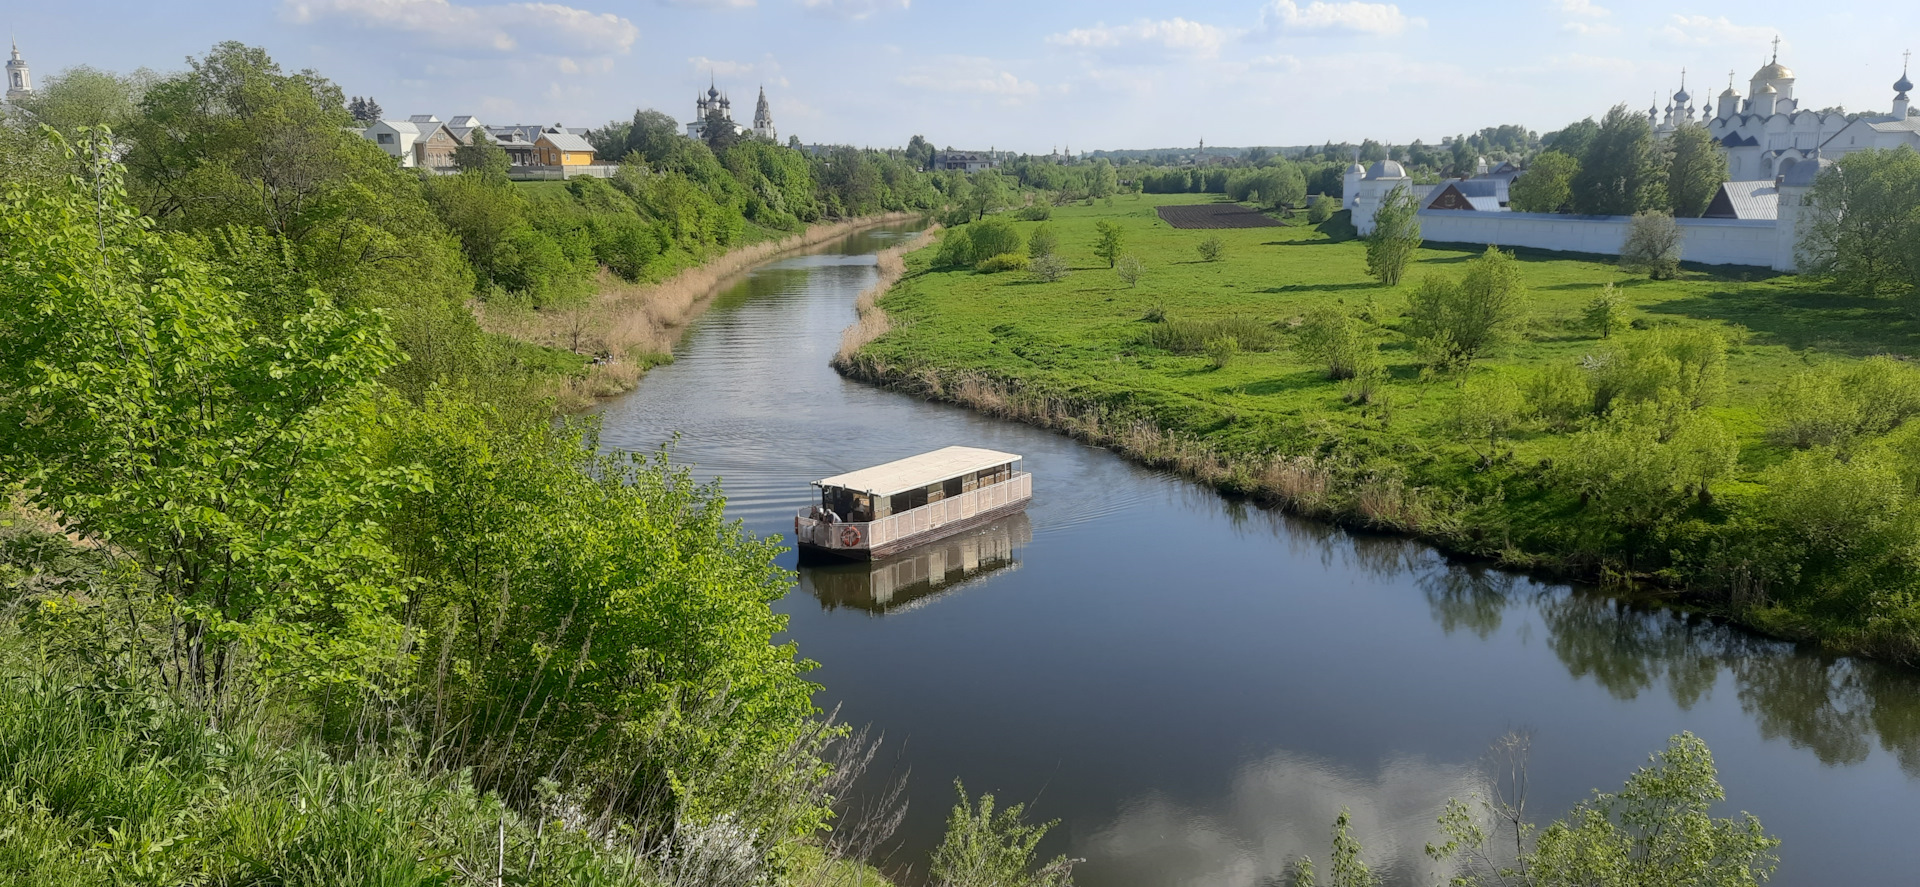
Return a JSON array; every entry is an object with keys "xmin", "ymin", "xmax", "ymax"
[
  {"xmin": 832, "ymin": 226, "xmax": 939, "ymax": 366},
  {"xmin": 478, "ymin": 212, "xmax": 927, "ymax": 411}
]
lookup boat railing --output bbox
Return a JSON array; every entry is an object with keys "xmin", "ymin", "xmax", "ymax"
[{"xmin": 795, "ymin": 472, "xmax": 1032, "ymax": 553}]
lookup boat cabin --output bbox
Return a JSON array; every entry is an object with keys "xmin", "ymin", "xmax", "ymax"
[{"xmin": 796, "ymin": 446, "xmax": 1032, "ymax": 561}]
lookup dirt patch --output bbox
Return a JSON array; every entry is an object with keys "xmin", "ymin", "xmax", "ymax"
[{"xmin": 1156, "ymin": 203, "xmax": 1288, "ymax": 229}]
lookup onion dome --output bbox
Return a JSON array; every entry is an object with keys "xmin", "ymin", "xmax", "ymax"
[
  {"xmin": 1753, "ymin": 61, "xmax": 1794, "ymax": 82},
  {"xmin": 1674, "ymin": 86, "xmax": 1691, "ymax": 103},
  {"xmin": 1896, "ymin": 71, "xmax": 1914, "ymax": 94},
  {"xmin": 1757, "ymin": 82, "xmax": 1777, "ymax": 95},
  {"xmin": 1721, "ymin": 84, "xmax": 1738, "ymax": 98},
  {"xmin": 1346, "ymin": 162, "xmax": 1366, "ymax": 175}
]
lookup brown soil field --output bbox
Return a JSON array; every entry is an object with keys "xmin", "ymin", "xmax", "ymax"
[{"xmin": 1155, "ymin": 202, "xmax": 1288, "ymax": 229}]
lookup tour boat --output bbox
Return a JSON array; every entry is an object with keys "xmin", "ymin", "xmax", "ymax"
[{"xmin": 795, "ymin": 446, "xmax": 1032, "ymax": 561}]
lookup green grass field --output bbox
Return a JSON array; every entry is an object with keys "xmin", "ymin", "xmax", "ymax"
[{"xmin": 847, "ymin": 193, "xmax": 1920, "ymax": 658}]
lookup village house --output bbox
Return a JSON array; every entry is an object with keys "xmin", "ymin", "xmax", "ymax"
[{"xmin": 536, "ymin": 130, "xmax": 597, "ymax": 167}]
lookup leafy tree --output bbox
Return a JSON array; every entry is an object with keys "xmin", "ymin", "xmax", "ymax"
[
  {"xmin": 1088, "ymin": 158, "xmax": 1118, "ymax": 199},
  {"xmin": 1247, "ymin": 163, "xmax": 1307, "ymax": 209},
  {"xmin": 618, "ymin": 109, "xmax": 688, "ymax": 167},
  {"xmin": 346, "ymin": 94, "xmax": 382, "ymax": 125},
  {"xmin": 1430, "ymin": 733, "xmax": 1778, "ymax": 887},
  {"xmin": 1307, "ymin": 195, "xmax": 1335, "ymax": 223},
  {"xmin": 1027, "ymin": 223, "xmax": 1059, "ymax": 259},
  {"xmin": 10, "ymin": 65, "xmax": 153, "ymax": 135},
  {"xmin": 452, "ymin": 128, "xmax": 511, "ymax": 177},
  {"xmin": 699, "ymin": 108, "xmax": 741, "ymax": 154},
  {"xmin": 1363, "ymin": 184, "xmax": 1420, "ymax": 286},
  {"xmin": 1571, "ymin": 104, "xmax": 1667, "ymax": 215},
  {"xmin": 1669, "ymin": 415, "xmax": 1739, "ymax": 503},
  {"xmin": 1116, "ymin": 254, "xmax": 1145, "ymax": 288},
  {"xmin": 1583, "ymin": 282, "xmax": 1628, "ymax": 338},
  {"xmin": 1798, "ymin": 146, "xmax": 1920, "ymax": 298},
  {"xmin": 1667, "ymin": 122, "xmax": 1729, "ymax": 217},
  {"xmin": 1545, "ymin": 116, "xmax": 1601, "ymax": 158},
  {"xmin": 1028, "ymin": 253, "xmax": 1069, "ymax": 283},
  {"xmin": 1406, "ymin": 246, "xmax": 1529, "ymax": 369},
  {"xmin": 1621, "ymin": 211, "xmax": 1684, "ymax": 279},
  {"xmin": 1509, "ymin": 150, "xmax": 1579, "ymax": 213},
  {"xmin": 0, "ymin": 135, "xmax": 406, "ymax": 705},
  {"xmin": 929, "ymin": 783, "xmax": 1075, "ymax": 887},
  {"xmin": 967, "ymin": 217, "xmax": 1022, "ymax": 260},
  {"xmin": 967, "ymin": 169, "xmax": 1011, "ymax": 220},
  {"xmin": 1093, "ymin": 220, "xmax": 1125, "ymax": 268}
]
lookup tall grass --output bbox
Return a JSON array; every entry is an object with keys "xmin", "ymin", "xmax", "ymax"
[
  {"xmin": 1142, "ymin": 315, "xmax": 1280, "ymax": 353},
  {"xmin": 480, "ymin": 212, "xmax": 927, "ymax": 412}
]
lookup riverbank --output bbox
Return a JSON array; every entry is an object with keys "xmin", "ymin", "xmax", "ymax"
[
  {"xmin": 481, "ymin": 212, "xmax": 926, "ymax": 411},
  {"xmin": 833, "ymin": 195, "xmax": 1920, "ymax": 665}
]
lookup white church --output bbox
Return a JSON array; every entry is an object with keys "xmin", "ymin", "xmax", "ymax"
[
  {"xmin": 685, "ymin": 80, "xmax": 777, "ymax": 143},
  {"xmin": 1344, "ymin": 44, "xmax": 1920, "ymax": 273}
]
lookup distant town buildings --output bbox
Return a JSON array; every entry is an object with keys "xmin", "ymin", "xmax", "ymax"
[
  {"xmin": 930, "ymin": 150, "xmax": 1004, "ymax": 172},
  {"xmin": 359, "ymin": 115, "xmax": 601, "ymax": 175},
  {"xmin": 686, "ymin": 79, "xmax": 777, "ymax": 142}
]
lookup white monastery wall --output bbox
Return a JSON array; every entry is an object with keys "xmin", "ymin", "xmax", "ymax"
[{"xmin": 1414, "ymin": 211, "xmax": 1780, "ymax": 269}]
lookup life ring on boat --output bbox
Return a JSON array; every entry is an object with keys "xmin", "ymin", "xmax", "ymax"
[{"xmin": 839, "ymin": 525, "xmax": 863, "ymax": 548}]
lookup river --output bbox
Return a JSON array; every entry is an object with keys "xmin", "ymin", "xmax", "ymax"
[{"xmin": 593, "ymin": 225, "xmax": 1920, "ymax": 886}]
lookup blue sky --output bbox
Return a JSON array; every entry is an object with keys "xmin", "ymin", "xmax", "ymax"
[{"xmin": 16, "ymin": 0, "xmax": 1918, "ymax": 152}]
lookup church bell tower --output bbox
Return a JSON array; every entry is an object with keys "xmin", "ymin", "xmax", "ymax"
[{"xmin": 6, "ymin": 41, "xmax": 32, "ymax": 104}]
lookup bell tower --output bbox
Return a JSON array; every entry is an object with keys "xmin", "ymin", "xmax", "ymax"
[{"xmin": 6, "ymin": 41, "xmax": 31, "ymax": 104}]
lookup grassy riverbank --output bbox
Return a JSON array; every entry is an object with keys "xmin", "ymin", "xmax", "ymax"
[
  {"xmin": 837, "ymin": 194, "xmax": 1920, "ymax": 662},
  {"xmin": 482, "ymin": 211, "xmax": 927, "ymax": 411}
]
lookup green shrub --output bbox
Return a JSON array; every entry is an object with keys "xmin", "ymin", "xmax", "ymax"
[
  {"xmin": 976, "ymin": 252, "xmax": 1030, "ymax": 274},
  {"xmin": 1204, "ymin": 336, "xmax": 1239, "ymax": 370},
  {"xmin": 1527, "ymin": 362, "xmax": 1592, "ymax": 429},
  {"xmin": 934, "ymin": 229, "xmax": 977, "ymax": 268},
  {"xmin": 1583, "ymin": 282, "xmax": 1628, "ymax": 338},
  {"xmin": 967, "ymin": 218, "xmax": 1023, "ymax": 261},
  {"xmin": 1296, "ymin": 306, "xmax": 1379, "ymax": 381},
  {"xmin": 1145, "ymin": 316, "xmax": 1278, "ymax": 353},
  {"xmin": 1768, "ymin": 357, "xmax": 1920, "ymax": 448},
  {"xmin": 1028, "ymin": 253, "xmax": 1069, "ymax": 283},
  {"xmin": 1407, "ymin": 246, "xmax": 1528, "ymax": 370},
  {"xmin": 1027, "ymin": 224, "xmax": 1059, "ymax": 259},
  {"xmin": 1307, "ymin": 195, "xmax": 1334, "ymax": 224},
  {"xmin": 1197, "ymin": 236, "xmax": 1224, "ymax": 262},
  {"xmin": 1015, "ymin": 204, "xmax": 1052, "ymax": 221}
]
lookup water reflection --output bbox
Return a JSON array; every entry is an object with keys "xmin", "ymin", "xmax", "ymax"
[
  {"xmin": 799, "ymin": 514, "xmax": 1032, "ymax": 614},
  {"xmin": 1085, "ymin": 750, "xmax": 1489, "ymax": 887}
]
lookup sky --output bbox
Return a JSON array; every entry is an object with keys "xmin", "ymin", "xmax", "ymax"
[{"xmin": 14, "ymin": 0, "xmax": 1919, "ymax": 153}]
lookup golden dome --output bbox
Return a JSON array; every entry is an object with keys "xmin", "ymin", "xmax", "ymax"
[{"xmin": 1752, "ymin": 62, "xmax": 1794, "ymax": 82}]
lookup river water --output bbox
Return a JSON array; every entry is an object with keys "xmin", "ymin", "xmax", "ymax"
[{"xmin": 594, "ymin": 226, "xmax": 1920, "ymax": 886}]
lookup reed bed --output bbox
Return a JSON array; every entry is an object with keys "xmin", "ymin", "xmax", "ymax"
[
  {"xmin": 832, "ymin": 227, "xmax": 940, "ymax": 366},
  {"xmin": 479, "ymin": 212, "xmax": 925, "ymax": 411}
]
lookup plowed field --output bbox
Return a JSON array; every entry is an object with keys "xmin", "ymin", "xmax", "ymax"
[{"xmin": 1155, "ymin": 203, "xmax": 1287, "ymax": 229}]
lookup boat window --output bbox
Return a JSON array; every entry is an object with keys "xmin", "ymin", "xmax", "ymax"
[
  {"xmin": 943, "ymin": 477, "xmax": 964, "ymax": 498},
  {"xmin": 927, "ymin": 481, "xmax": 945, "ymax": 503}
]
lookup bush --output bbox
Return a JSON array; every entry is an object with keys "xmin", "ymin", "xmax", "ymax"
[
  {"xmin": 1015, "ymin": 204, "xmax": 1052, "ymax": 221},
  {"xmin": 1527, "ymin": 362, "xmax": 1592, "ymax": 429},
  {"xmin": 1026, "ymin": 223, "xmax": 1058, "ymax": 259},
  {"xmin": 1204, "ymin": 336, "xmax": 1239, "ymax": 370},
  {"xmin": 1583, "ymin": 282, "xmax": 1628, "ymax": 338},
  {"xmin": 1406, "ymin": 246, "xmax": 1529, "ymax": 369},
  {"xmin": 1197, "ymin": 236, "xmax": 1224, "ymax": 262},
  {"xmin": 975, "ymin": 252, "xmax": 1030, "ymax": 274},
  {"xmin": 1028, "ymin": 253, "xmax": 1069, "ymax": 283},
  {"xmin": 1588, "ymin": 327, "xmax": 1727, "ymax": 416},
  {"xmin": 966, "ymin": 218, "xmax": 1022, "ymax": 261},
  {"xmin": 1621, "ymin": 211, "xmax": 1683, "ymax": 279},
  {"xmin": 1296, "ymin": 306, "xmax": 1379, "ymax": 380},
  {"xmin": 1364, "ymin": 184, "xmax": 1421, "ymax": 286},
  {"xmin": 1116, "ymin": 254, "xmax": 1145, "ymax": 288},
  {"xmin": 1145, "ymin": 316, "xmax": 1277, "ymax": 353},
  {"xmin": 1768, "ymin": 357, "xmax": 1920, "ymax": 448},
  {"xmin": 934, "ymin": 229, "xmax": 977, "ymax": 268},
  {"xmin": 1307, "ymin": 195, "xmax": 1334, "ymax": 224}
]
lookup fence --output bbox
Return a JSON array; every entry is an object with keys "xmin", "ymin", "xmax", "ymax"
[{"xmin": 796, "ymin": 473, "xmax": 1033, "ymax": 554}]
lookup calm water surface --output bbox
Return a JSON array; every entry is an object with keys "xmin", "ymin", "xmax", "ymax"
[{"xmin": 594, "ymin": 227, "xmax": 1920, "ymax": 886}]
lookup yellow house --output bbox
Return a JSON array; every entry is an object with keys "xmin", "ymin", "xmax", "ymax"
[{"xmin": 535, "ymin": 131, "xmax": 597, "ymax": 166}]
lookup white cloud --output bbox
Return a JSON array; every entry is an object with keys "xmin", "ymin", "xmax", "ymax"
[
  {"xmin": 1261, "ymin": 0, "xmax": 1418, "ymax": 36},
  {"xmin": 896, "ymin": 57, "xmax": 1037, "ymax": 100},
  {"xmin": 1555, "ymin": 0, "xmax": 1608, "ymax": 18},
  {"xmin": 1657, "ymin": 15, "xmax": 1778, "ymax": 48},
  {"xmin": 688, "ymin": 55, "xmax": 790, "ymax": 88},
  {"xmin": 1562, "ymin": 21, "xmax": 1620, "ymax": 36},
  {"xmin": 658, "ymin": 0, "xmax": 754, "ymax": 7},
  {"xmin": 1046, "ymin": 18, "xmax": 1234, "ymax": 61},
  {"xmin": 284, "ymin": 0, "xmax": 638, "ymax": 55},
  {"xmin": 799, "ymin": 0, "xmax": 908, "ymax": 20}
]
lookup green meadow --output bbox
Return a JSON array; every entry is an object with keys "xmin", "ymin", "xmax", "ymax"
[{"xmin": 846, "ymin": 193, "xmax": 1920, "ymax": 659}]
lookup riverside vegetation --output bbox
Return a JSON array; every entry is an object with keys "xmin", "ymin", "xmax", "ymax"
[
  {"xmin": 0, "ymin": 41, "xmax": 1793, "ymax": 887},
  {"xmin": 837, "ymin": 179, "xmax": 1920, "ymax": 668}
]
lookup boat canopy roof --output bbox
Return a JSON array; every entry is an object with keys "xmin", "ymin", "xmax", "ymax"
[{"xmin": 815, "ymin": 446, "xmax": 1021, "ymax": 498}]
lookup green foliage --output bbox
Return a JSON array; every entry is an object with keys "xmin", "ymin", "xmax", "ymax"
[
  {"xmin": 1028, "ymin": 253, "xmax": 1070, "ymax": 283},
  {"xmin": 0, "ymin": 135, "xmax": 406, "ymax": 700},
  {"xmin": 1667, "ymin": 122, "xmax": 1730, "ymax": 218},
  {"xmin": 1406, "ymin": 246, "xmax": 1529, "ymax": 369},
  {"xmin": 1307, "ymin": 195, "xmax": 1335, "ymax": 224},
  {"xmin": 1205, "ymin": 336, "xmax": 1239, "ymax": 370},
  {"xmin": 936, "ymin": 227, "xmax": 979, "ymax": 268},
  {"xmin": 1093, "ymin": 220, "xmax": 1124, "ymax": 268},
  {"xmin": 1363, "ymin": 184, "xmax": 1420, "ymax": 286},
  {"xmin": 1582, "ymin": 282, "xmax": 1628, "ymax": 338},
  {"xmin": 452, "ymin": 128, "xmax": 511, "ymax": 177},
  {"xmin": 1510, "ymin": 149, "xmax": 1579, "ymax": 213},
  {"xmin": 1116, "ymin": 253, "xmax": 1146, "ymax": 288},
  {"xmin": 8, "ymin": 65, "xmax": 153, "ymax": 136},
  {"xmin": 976, "ymin": 252, "xmax": 1030, "ymax": 274},
  {"xmin": 1450, "ymin": 375, "xmax": 1525, "ymax": 462},
  {"xmin": 1015, "ymin": 204, "xmax": 1053, "ymax": 221},
  {"xmin": 1571, "ymin": 104, "xmax": 1667, "ymax": 215},
  {"xmin": 1027, "ymin": 223, "xmax": 1059, "ymax": 259},
  {"xmin": 1297, "ymin": 306, "xmax": 1380, "ymax": 381},
  {"xmin": 1621, "ymin": 211, "xmax": 1684, "ymax": 279},
  {"xmin": 1588, "ymin": 327, "xmax": 1727, "ymax": 414},
  {"xmin": 1527, "ymin": 363, "xmax": 1592, "ymax": 429},
  {"xmin": 1198, "ymin": 235, "xmax": 1224, "ymax": 262},
  {"xmin": 1799, "ymin": 146, "xmax": 1920, "ymax": 298},
  {"xmin": 969, "ymin": 217, "xmax": 1024, "ymax": 260},
  {"xmin": 929, "ymin": 782, "xmax": 1074, "ymax": 887},
  {"xmin": 1430, "ymin": 733, "xmax": 1778, "ymax": 887},
  {"xmin": 1767, "ymin": 356, "xmax": 1920, "ymax": 448},
  {"xmin": 1145, "ymin": 316, "xmax": 1279, "ymax": 354}
]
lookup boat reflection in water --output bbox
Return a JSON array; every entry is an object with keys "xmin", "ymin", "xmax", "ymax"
[{"xmin": 799, "ymin": 513, "xmax": 1033, "ymax": 614}]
